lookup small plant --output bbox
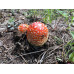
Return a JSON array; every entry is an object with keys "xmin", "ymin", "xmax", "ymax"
[
  {"xmin": 9, "ymin": 17, "xmax": 15, "ymax": 24},
  {"xmin": 7, "ymin": 17, "xmax": 18, "ymax": 31},
  {"xmin": 54, "ymin": 36, "xmax": 63, "ymax": 45},
  {"xmin": 68, "ymin": 51, "xmax": 74, "ymax": 63},
  {"xmin": 63, "ymin": 30, "xmax": 74, "ymax": 63},
  {"xmin": 65, "ymin": 40, "xmax": 74, "ymax": 63},
  {"xmin": 56, "ymin": 27, "xmax": 74, "ymax": 63},
  {"xmin": 67, "ymin": 31, "xmax": 74, "ymax": 63}
]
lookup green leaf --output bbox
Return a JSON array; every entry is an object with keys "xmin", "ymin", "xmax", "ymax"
[
  {"xmin": 72, "ymin": 23, "xmax": 74, "ymax": 26},
  {"xmin": 71, "ymin": 16, "xmax": 74, "ymax": 24},
  {"xmin": 73, "ymin": 17, "xmax": 74, "ymax": 20},
  {"xmin": 62, "ymin": 12, "xmax": 68, "ymax": 18},
  {"xmin": 54, "ymin": 36, "xmax": 63, "ymax": 45},
  {"xmin": 47, "ymin": 9, "xmax": 52, "ymax": 23},
  {"xmin": 66, "ymin": 26, "xmax": 71, "ymax": 30},
  {"xmin": 70, "ymin": 31, "xmax": 74, "ymax": 39},
  {"xmin": 56, "ymin": 57, "xmax": 62, "ymax": 61},
  {"xmin": 72, "ymin": 12, "xmax": 74, "ymax": 16},
  {"xmin": 71, "ymin": 47, "xmax": 74, "ymax": 50},
  {"xmin": 70, "ymin": 42, "xmax": 74, "ymax": 46},
  {"xmin": 9, "ymin": 17, "xmax": 15, "ymax": 23},
  {"xmin": 56, "ymin": 10, "xmax": 68, "ymax": 17},
  {"xmin": 69, "ymin": 52, "xmax": 74, "ymax": 62}
]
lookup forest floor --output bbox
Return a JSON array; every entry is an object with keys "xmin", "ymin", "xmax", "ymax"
[{"xmin": 0, "ymin": 9, "xmax": 73, "ymax": 64}]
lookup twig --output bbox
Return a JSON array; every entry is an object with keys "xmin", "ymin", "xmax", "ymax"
[
  {"xmin": 22, "ymin": 49, "xmax": 45, "ymax": 56},
  {"xmin": 50, "ymin": 61, "xmax": 56, "ymax": 64},
  {"xmin": 46, "ymin": 44, "xmax": 63, "ymax": 55},
  {"xmin": 18, "ymin": 53, "xmax": 28, "ymax": 64},
  {"xmin": 38, "ymin": 51, "xmax": 47, "ymax": 64},
  {"xmin": 11, "ymin": 49, "xmax": 45, "ymax": 64},
  {"xmin": 37, "ymin": 44, "xmax": 63, "ymax": 64},
  {"xmin": 62, "ymin": 34, "xmax": 65, "ymax": 61},
  {"xmin": 14, "ymin": 49, "xmax": 45, "ymax": 60},
  {"xmin": 45, "ymin": 53, "xmax": 54, "ymax": 60}
]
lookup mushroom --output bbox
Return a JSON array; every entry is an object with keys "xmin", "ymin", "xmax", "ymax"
[
  {"xmin": 18, "ymin": 24, "xmax": 29, "ymax": 33},
  {"xmin": 18, "ymin": 22, "xmax": 49, "ymax": 46}
]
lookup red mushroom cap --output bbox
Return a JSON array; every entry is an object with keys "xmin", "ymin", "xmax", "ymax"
[
  {"xmin": 18, "ymin": 24, "xmax": 29, "ymax": 33},
  {"xmin": 27, "ymin": 22, "xmax": 49, "ymax": 46}
]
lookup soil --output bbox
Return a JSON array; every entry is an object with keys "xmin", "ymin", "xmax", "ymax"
[{"xmin": 0, "ymin": 9, "xmax": 73, "ymax": 64}]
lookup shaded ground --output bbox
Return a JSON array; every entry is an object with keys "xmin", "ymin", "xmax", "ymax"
[{"xmin": 0, "ymin": 9, "xmax": 73, "ymax": 64}]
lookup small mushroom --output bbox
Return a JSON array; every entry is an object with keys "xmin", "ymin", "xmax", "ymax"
[{"xmin": 18, "ymin": 24, "xmax": 29, "ymax": 33}]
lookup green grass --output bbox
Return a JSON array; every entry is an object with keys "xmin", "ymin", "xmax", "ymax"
[{"xmin": 24, "ymin": 9, "xmax": 74, "ymax": 24}]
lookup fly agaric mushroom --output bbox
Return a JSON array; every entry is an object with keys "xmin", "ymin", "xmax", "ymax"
[
  {"xmin": 18, "ymin": 22, "xmax": 49, "ymax": 46},
  {"xmin": 27, "ymin": 22, "xmax": 49, "ymax": 46},
  {"xmin": 18, "ymin": 24, "xmax": 29, "ymax": 33}
]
